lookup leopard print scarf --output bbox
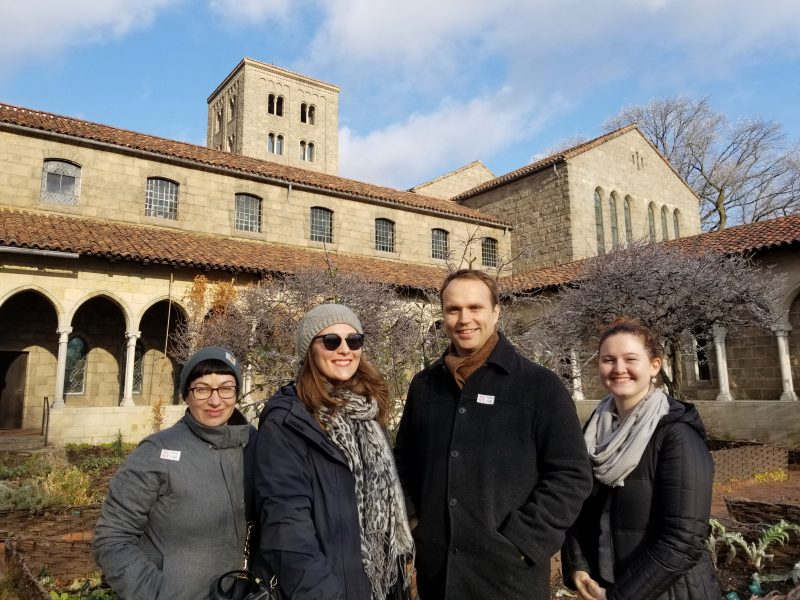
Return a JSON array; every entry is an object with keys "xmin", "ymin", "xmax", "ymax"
[{"xmin": 318, "ymin": 391, "xmax": 414, "ymax": 600}]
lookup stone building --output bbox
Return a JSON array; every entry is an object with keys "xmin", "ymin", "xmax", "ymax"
[{"xmin": 0, "ymin": 60, "xmax": 798, "ymax": 445}]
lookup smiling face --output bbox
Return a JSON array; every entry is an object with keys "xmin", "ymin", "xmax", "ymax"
[
  {"xmin": 185, "ymin": 372, "xmax": 237, "ymax": 427},
  {"xmin": 598, "ymin": 332, "xmax": 662, "ymax": 412},
  {"xmin": 310, "ymin": 323, "xmax": 362, "ymax": 383},
  {"xmin": 441, "ymin": 277, "xmax": 500, "ymax": 357}
]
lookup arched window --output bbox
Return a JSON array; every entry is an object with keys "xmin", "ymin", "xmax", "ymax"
[
  {"xmin": 120, "ymin": 340, "xmax": 145, "ymax": 394},
  {"xmin": 648, "ymin": 202, "xmax": 656, "ymax": 242},
  {"xmin": 308, "ymin": 105, "xmax": 316, "ymax": 125},
  {"xmin": 673, "ymin": 209, "xmax": 681, "ymax": 238},
  {"xmin": 65, "ymin": 336, "xmax": 88, "ymax": 394},
  {"xmin": 307, "ymin": 142, "xmax": 315, "ymax": 163},
  {"xmin": 41, "ymin": 159, "xmax": 81, "ymax": 205},
  {"xmin": 276, "ymin": 96, "xmax": 284, "ymax": 117},
  {"xmin": 624, "ymin": 195, "xmax": 633, "ymax": 244},
  {"xmin": 594, "ymin": 189, "xmax": 605, "ymax": 255},
  {"xmin": 228, "ymin": 95, "xmax": 237, "ymax": 120},
  {"xmin": 267, "ymin": 132, "xmax": 276, "ymax": 154},
  {"xmin": 310, "ymin": 207, "xmax": 333, "ymax": 243},
  {"xmin": 300, "ymin": 140, "xmax": 307, "ymax": 160},
  {"xmin": 661, "ymin": 205, "xmax": 669, "ymax": 241},
  {"xmin": 482, "ymin": 237, "xmax": 498, "ymax": 268},
  {"xmin": 301, "ymin": 103, "xmax": 308, "ymax": 123},
  {"xmin": 235, "ymin": 193, "xmax": 262, "ymax": 233},
  {"xmin": 276, "ymin": 135, "xmax": 284, "ymax": 155},
  {"xmin": 431, "ymin": 229, "xmax": 449, "ymax": 260},
  {"xmin": 375, "ymin": 218, "xmax": 395, "ymax": 252},
  {"xmin": 215, "ymin": 108, "xmax": 223, "ymax": 133},
  {"xmin": 227, "ymin": 134, "xmax": 235, "ymax": 152},
  {"xmin": 268, "ymin": 94, "xmax": 276, "ymax": 115},
  {"xmin": 145, "ymin": 177, "xmax": 178, "ymax": 220},
  {"xmin": 609, "ymin": 192, "xmax": 619, "ymax": 248}
]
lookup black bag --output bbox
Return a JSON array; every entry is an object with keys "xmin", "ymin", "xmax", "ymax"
[{"xmin": 214, "ymin": 569, "xmax": 278, "ymax": 600}]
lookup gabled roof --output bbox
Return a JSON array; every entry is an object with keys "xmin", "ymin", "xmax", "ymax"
[
  {"xmin": 508, "ymin": 214, "xmax": 800, "ymax": 293},
  {"xmin": 0, "ymin": 209, "xmax": 445, "ymax": 290},
  {"xmin": 0, "ymin": 102, "xmax": 507, "ymax": 228},
  {"xmin": 410, "ymin": 160, "xmax": 495, "ymax": 192}
]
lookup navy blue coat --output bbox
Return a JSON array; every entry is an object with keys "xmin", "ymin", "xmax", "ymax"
[
  {"xmin": 562, "ymin": 397, "xmax": 721, "ymax": 600},
  {"xmin": 394, "ymin": 333, "xmax": 593, "ymax": 599},
  {"xmin": 252, "ymin": 384, "xmax": 371, "ymax": 600}
]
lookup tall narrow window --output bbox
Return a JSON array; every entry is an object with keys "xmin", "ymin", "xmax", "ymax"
[
  {"xmin": 609, "ymin": 193, "xmax": 619, "ymax": 248},
  {"xmin": 482, "ymin": 237, "xmax": 498, "ymax": 267},
  {"xmin": 65, "ymin": 336, "xmax": 88, "ymax": 394},
  {"xmin": 310, "ymin": 207, "xmax": 333, "ymax": 243},
  {"xmin": 648, "ymin": 202, "xmax": 656, "ymax": 242},
  {"xmin": 145, "ymin": 178, "xmax": 178, "ymax": 220},
  {"xmin": 695, "ymin": 336, "xmax": 712, "ymax": 381},
  {"xmin": 215, "ymin": 108, "xmax": 223, "ymax": 133},
  {"xmin": 235, "ymin": 193, "xmax": 262, "ymax": 233},
  {"xmin": 301, "ymin": 103, "xmax": 308, "ymax": 123},
  {"xmin": 624, "ymin": 196, "xmax": 633, "ymax": 244},
  {"xmin": 375, "ymin": 218, "xmax": 395, "ymax": 252},
  {"xmin": 594, "ymin": 190, "xmax": 605, "ymax": 255},
  {"xmin": 431, "ymin": 229, "xmax": 449, "ymax": 260},
  {"xmin": 229, "ymin": 95, "xmax": 237, "ymax": 121},
  {"xmin": 41, "ymin": 160, "xmax": 81, "ymax": 205},
  {"xmin": 276, "ymin": 96, "xmax": 284, "ymax": 117},
  {"xmin": 276, "ymin": 135, "xmax": 284, "ymax": 155},
  {"xmin": 268, "ymin": 94, "xmax": 276, "ymax": 115},
  {"xmin": 267, "ymin": 133, "xmax": 276, "ymax": 154},
  {"xmin": 120, "ymin": 340, "xmax": 145, "ymax": 394},
  {"xmin": 300, "ymin": 140, "xmax": 307, "ymax": 160},
  {"xmin": 308, "ymin": 105, "xmax": 316, "ymax": 125},
  {"xmin": 307, "ymin": 142, "xmax": 315, "ymax": 163},
  {"xmin": 673, "ymin": 209, "xmax": 681, "ymax": 238},
  {"xmin": 661, "ymin": 205, "xmax": 669, "ymax": 241}
]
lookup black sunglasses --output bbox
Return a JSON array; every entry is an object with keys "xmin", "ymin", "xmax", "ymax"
[{"xmin": 312, "ymin": 333, "xmax": 365, "ymax": 351}]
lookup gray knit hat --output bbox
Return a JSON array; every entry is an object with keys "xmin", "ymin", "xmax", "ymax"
[
  {"xmin": 296, "ymin": 304, "xmax": 363, "ymax": 359},
  {"xmin": 179, "ymin": 346, "xmax": 242, "ymax": 398}
]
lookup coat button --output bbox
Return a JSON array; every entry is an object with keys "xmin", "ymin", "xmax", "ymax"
[
  {"xmin": 449, "ymin": 498, "xmax": 458, "ymax": 507},
  {"xmin": 449, "ymin": 547, "xmax": 459, "ymax": 555},
  {"xmin": 450, "ymin": 450, "xmax": 459, "ymax": 458},
  {"xmin": 457, "ymin": 407, "xmax": 466, "ymax": 414}
]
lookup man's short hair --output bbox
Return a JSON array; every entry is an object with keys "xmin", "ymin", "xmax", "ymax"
[{"xmin": 439, "ymin": 269, "xmax": 500, "ymax": 308}]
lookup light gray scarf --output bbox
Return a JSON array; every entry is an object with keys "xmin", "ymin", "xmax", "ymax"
[
  {"xmin": 318, "ymin": 391, "xmax": 414, "ymax": 600},
  {"xmin": 584, "ymin": 385, "xmax": 669, "ymax": 487}
]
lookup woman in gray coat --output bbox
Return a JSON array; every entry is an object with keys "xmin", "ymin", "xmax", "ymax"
[{"xmin": 93, "ymin": 346, "xmax": 256, "ymax": 600}]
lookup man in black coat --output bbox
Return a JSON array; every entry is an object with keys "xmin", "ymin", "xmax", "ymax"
[{"xmin": 394, "ymin": 269, "xmax": 593, "ymax": 599}]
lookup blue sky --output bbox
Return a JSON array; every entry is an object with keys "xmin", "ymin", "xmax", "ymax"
[{"xmin": 1, "ymin": 0, "xmax": 799, "ymax": 190}]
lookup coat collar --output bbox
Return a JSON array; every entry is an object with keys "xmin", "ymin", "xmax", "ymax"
[
  {"xmin": 432, "ymin": 330, "xmax": 514, "ymax": 376},
  {"xmin": 180, "ymin": 407, "xmax": 252, "ymax": 449}
]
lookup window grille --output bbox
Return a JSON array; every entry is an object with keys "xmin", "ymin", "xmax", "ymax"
[
  {"xmin": 310, "ymin": 207, "xmax": 333, "ymax": 243},
  {"xmin": 432, "ymin": 229, "xmax": 449, "ymax": 260},
  {"xmin": 375, "ymin": 219, "xmax": 395, "ymax": 252},
  {"xmin": 145, "ymin": 178, "xmax": 178, "ymax": 220},
  {"xmin": 482, "ymin": 237, "xmax": 498, "ymax": 267},
  {"xmin": 41, "ymin": 160, "xmax": 80, "ymax": 205},
  {"xmin": 235, "ymin": 194, "xmax": 262, "ymax": 233}
]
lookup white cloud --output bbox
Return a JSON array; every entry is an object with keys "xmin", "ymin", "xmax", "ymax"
[
  {"xmin": 0, "ymin": 0, "xmax": 175, "ymax": 76},
  {"xmin": 339, "ymin": 87, "xmax": 544, "ymax": 189},
  {"xmin": 207, "ymin": 0, "xmax": 293, "ymax": 22}
]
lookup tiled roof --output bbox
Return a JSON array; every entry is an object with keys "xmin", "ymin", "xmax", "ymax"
[
  {"xmin": 0, "ymin": 209, "xmax": 446, "ymax": 290},
  {"xmin": 0, "ymin": 102, "xmax": 507, "ymax": 227},
  {"xmin": 508, "ymin": 214, "xmax": 800, "ymax": 293},
  {"xmin": 453, "ymin": 125, "xmax": 639, "ymax": 201}
]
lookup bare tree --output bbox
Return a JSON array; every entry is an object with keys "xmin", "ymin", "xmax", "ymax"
[
  {"xmin": 519, "ymin": 239, "xmax": 784, "ymax": 399},
  {"xmin": 604, "ymin": 96, "xmax": 800, "ymax": 231}
]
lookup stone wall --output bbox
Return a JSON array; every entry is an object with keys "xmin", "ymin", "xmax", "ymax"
[
  {"xmin": 412, "ymin": 161, "xmax": 495, "ymax": 200},
  {"xmin": 46, "ymin": 405, "xmax": 187, "ymax": 445}
]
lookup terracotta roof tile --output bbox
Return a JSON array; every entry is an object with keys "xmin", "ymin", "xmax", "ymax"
[
  {"xmin": 0, "ymin": 209, "xmax": 446, "ymax": 290},
  {"xmin": 0, "ymin": 103, "xmax": 507, "ymax": 227}
]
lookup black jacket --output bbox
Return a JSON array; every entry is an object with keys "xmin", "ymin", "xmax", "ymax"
[
  {"xmin": 394, "ymin": 333, "xmax": 593, "ymax": 599},
  {"xmin": 562, "ymin": 397, "xmax": 721, "ymax": 600},
  {"xmin": 252, "ymin": 384, "xmax": 371, "ymax": 600}
]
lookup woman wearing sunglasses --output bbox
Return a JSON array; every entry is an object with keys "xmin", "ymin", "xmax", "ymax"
[{"xmin": 253, "ymin": 304, "xmax": 414, "ymax": 600}]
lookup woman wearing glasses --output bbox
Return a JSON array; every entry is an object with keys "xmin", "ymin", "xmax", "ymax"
[
  {"xmin": 93, "ymin": 346, "xmax": 255, "ymax": 600},
  {"xmin": 253, "ymin": 304, "xmax": 414, "ymax": 600}
]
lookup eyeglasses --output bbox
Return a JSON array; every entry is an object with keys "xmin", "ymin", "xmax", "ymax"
[
  {"xmin": 312, "ymin": 333, "xmax": 365, "ymax": 351},
  {"xmin": 189, "ymin": 385, "xmax": 238, "ymax": 400}
]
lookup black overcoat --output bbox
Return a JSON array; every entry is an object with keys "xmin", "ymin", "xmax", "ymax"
[
  {"xmin": 394, "ymin": 333, "xmax": 593, "ymax": 599},
  {"xmin": 252, "ymin": 384, "xmax": 371, "ymax": 600},
  {"xmin": 561, "ymin": 397, "xmax": 721, "ymax": 600}
]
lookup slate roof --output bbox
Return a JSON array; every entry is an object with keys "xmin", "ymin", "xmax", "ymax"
[{"xmin": 0, "ymin": 102, "xmax": 507, "ymax": 227}]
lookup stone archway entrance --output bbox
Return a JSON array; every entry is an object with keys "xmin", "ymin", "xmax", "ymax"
[{"xmin": 0, "ymin": 351, "xmax": 27, "ymax": 429}]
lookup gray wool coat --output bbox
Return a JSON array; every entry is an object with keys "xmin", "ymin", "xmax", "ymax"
[{"xmin": 92, "ymin": 408, "xmax": 255, "ymax": 600}]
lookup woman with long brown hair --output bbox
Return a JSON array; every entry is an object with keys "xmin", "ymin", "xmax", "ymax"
[{"xmin": 252, "ymin": 304, "xmax": 413, "ymax": 599}]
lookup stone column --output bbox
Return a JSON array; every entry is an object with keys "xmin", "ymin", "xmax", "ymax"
[
  {"xmin": 52, "ymin": 327, "xmax": 72, "ymax": 409},
  {"xmin": 773, "ymin": 324, "xmax": 798, "ymax": 402},
  {"xmin": 569, "ymin": 350, "xmax": 585, "ymax": 401},
  {"xmin": 120, "ymin": 331, "xmax": 141, "ymax": 407},
  {"xmin": 713, "ymin": 324, "xmax": 733, "ymax": 401}
]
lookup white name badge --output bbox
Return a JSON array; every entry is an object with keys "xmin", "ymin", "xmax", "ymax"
[
  {"xmin": 160, "ymin": 449, "xmax": 181, "ymax": 461},
  {"xmin": 477, "ymin": 394, "xmax": 495, "ymax": 405}
]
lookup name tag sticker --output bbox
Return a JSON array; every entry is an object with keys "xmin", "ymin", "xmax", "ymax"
[
  {"xmin": 160, "ymin": 449, "xmax": 181, "ymax": 461},
  {"xmin": 477, "ymin": 394, "xmax": 495, "ymax": 405}
]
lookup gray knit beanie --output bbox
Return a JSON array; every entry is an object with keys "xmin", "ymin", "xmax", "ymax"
[
  {"xmin": 296, "ymin": 304, "xmax": 363, "ymax": 360},
  {"xmin": 179, "ymin": 346, "xmax": 242, "ymax": 398}
]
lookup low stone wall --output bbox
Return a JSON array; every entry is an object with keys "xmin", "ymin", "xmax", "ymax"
[
  {"xmin": 711, "ymin": 442, "xmax": 788, "ymax": 483},
  {"xmin": 574, "ymin": 399, "xmax": 800, "ymax": 445},
  {"xmin": 46, "ymin": 405, "xmax": 186, "ymax": 445}
]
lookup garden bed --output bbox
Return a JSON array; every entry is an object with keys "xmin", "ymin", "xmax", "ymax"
[{"xmin": 710, "ymin": 440, "xmax": 788, "ymax": 483}]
